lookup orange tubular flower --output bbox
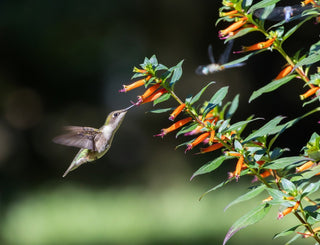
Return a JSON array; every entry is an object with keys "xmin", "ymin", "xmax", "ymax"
[
  {"xmin": 136, "ymin": 83, "xmax": 161, "ymax": 105},
  {"xmin": 277, "ymin": 201, "xmax": 300, "ymax": 220},
  {"xmin": 133, "ymin": 67, "xmax": 147, "ymax": 73},
  {"xmin": 208, "ymin": 130, "xmax": 216, "ymax": 144},
  {"xmin": 300, "ymin": 87, "xmax": 320, "ymax": 100},
  {"xmin": 220, "ymin": 10, "xmax": 238, "ymax": 17},
  {"xmin": 154, "ymin": 117, "xmax": 193, "ymax": 138},
  {"xmin": 262, "ymin": 196, "xmax": 273, "ymax": 203},
  {"xmin": 185, "ymin": 132, "xmax": 210, "ymax": 153},
  {"xmin": 219, "ymin": 17, "xmax": 247, "ymax": 37},
  {"xmin": 141, "ymin": 88, "xmax": 167, "ymax": 104},
  {"xmin": 198, "ymin": 143, "xmax": 223, "ymax": 154},
  {"xmin": 296, "ymin": 160, "xmax": 315, "ymax": 172},
  {"xmin": 235, "ymin": 38, "xmax": 275, "ymax": 53},
  {"xmin": 275, "ymin": 65, "xmax": 293, "ymax": 80},
  {"xmin": 221, "ymin": 24, "xmax": 257, "ymax": 40},
  {"xmin": 260, "ymin": 169, "xmax": 272, "ymax": 178},
  {"xmin": 301, "ymin": 0, "xmax": 316, "ymax": 6},
  {"xmin": 235, "ymin": 155, "xmax": 244, "ymax": 181},
  {"xmin": 119, "ymin": 75, "xmax": 152, "ymax": 93},
  {"xmin": 169, "ymin": 103, "xmax": 186, "ymax": 121}
]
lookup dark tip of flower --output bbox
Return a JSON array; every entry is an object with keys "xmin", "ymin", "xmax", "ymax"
[
  {"xmin": 184, "ymin": 144, "xmax": 192, "ymax": 154},
  {"xmin": 233, "ymin": 50, "xmax": 243, "ymax": 54},
  {"xmin": 119, "ymin": 88, "xmax": 126, "ymax": 93},
  {"xmin": 251, "ymin": 176, "xmax": 258, "ymax": 183},
  {"xmin": 235, "ymin": 174, "xmax": 240, "ymax": 182},
  {"xmin": 277, "ymin": 213, "xmax": 284, "ymax": 220},
  {"xmin": 184, "ymin": 132, "xmax": 194, "ymax": 136},
  {"xmin": 154, "ymin": 130, "xmax": 166, "ymax": 138},
  {"xmin": 168, "ymin": 116, "xmax": 175, "ymax": 121}
]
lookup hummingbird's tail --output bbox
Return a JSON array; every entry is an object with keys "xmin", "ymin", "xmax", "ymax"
[{"xmin": 62, "ymin": 150, "xmax": 89, "ymax": 177}]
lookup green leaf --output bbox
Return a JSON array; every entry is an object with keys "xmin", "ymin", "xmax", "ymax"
[
  {"xmin": 203, "ymin": 86, "xmax": 229, "ymax": 116},
  {"xmin": 223, "ymin": 203, "xmax": 271, "ymax": 245},
  {"xmin": 248, "ymin": 0, "xmax": 281, "ymax": 13},
  {"xmin": 243, "ymin": 116, "xmax": 285, "ymax": 143},
  {"xmin": 242, "ymin": 0, "xmax": 253, "ymax": 9},
  {"xmin": 155, "ymin": 64, "xmax": 168, "ymax": 72},
  {"xmin": 302, "ymin": 180, "xmax": 320, "ymax": 197},
  {"xmin": 273, "ymin": 225, "xmax": 301, "ymax": 239},
  {"xmin": 153, "ymin": 93, "xmax": 171, "ymax": 106},
  {"xmin": 285, "ymin": 234, "xmax": 302, "ymax": 245},
  {"xmin": 149, "ymin": 108, "xmax": 173, "ymax": 114},
  {"xmin": 263, "ymin": 156, "xmax": 310, "ymax": 170},
  {"xmin": 199, "ymin": 179, "xmax": 232, "ymax": 201},
  {"xmin": 175, "ymin": 123, "xmax": 198, "ymax": 138},
  {"xmin": 225, "ymin": 94, "xmax": 239, "ymax": 119},
  {"xmin": 291, "ymin": 164, "xmax": 320, "ymax": 182},
  {"xmin": 218, "ymin": 119, "xmax": 230, "ymax": 133},
  {"xmin": 249, "ymin": 75, "xmax": 295, "ymax": 102},
  {"xmin": 190, "ymin": 155, "xmax": 226, "ymax": 180},
  {"xmin": 224, "ymin": 185, "xmax": 266, "ymax": 212},
  {"xmin": 294, "ymin": 41, "xmax": 320, "ymax": 69},
  {"xmin": 189, "ymin": 81, "xmax": 215, "ymax": 105},
  {"xmin": 282, "ymin": 15, "xmax": 313, "ymax": 42},
  {"xmin": 256, "ymin": 4, "xmax": 275, "ymax": 21},
  {"xmin": 170, "ymin": 60, "xmax": 184, "ymax": 86},
  {"xmin": 281, "ymin": 178, "xmax": 296, "ymax": 193},
  {"xmin": 221, "ymin": 52, "xmax": 257, "ymax": 68},
  {"xmin": 221, "ymin": 118, "xmax": 262, "ymax": 134},
  {"xmin": 266, "ymin": 188, "xmax": 295, "ymax": 206},
  {"xmin": 149, "ymin": 55, "xmax": 158, "ymax": 66},
  {"xmin": 295, "ymin": 51, "xmax": 320, "ymax": 68},
  {"xmin": 227, "ymin": 26, "xmax": 258, "ymax": 40}
]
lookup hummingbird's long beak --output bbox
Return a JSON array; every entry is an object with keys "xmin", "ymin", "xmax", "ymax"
[{"xmin": 123, "ymin": 104, "xmax": 135, "ymax": 111}]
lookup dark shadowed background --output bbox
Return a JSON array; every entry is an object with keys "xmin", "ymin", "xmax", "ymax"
[{"xmin": 0, "ymin": 0, "xmax": 319, "ymax": 244}]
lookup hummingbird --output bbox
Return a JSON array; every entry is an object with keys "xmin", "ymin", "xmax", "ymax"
[
  {"xmin": 53, "ymin": 104, "xmax": 134, "ymax": 177},
  {"xmin": 196, "ymin": 40, "xmax": 245, "ymax": 75}
]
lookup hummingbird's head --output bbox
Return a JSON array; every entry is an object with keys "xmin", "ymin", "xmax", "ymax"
[{"xmin": 105, "ymin": 104, "xmax": 134, "ymax": 129}]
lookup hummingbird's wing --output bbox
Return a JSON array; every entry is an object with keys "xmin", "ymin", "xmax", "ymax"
[
  {"xmin": 218, "ymin": 40, "xmax": 234, "ymax": 65},
  {"xmin": 53, "ymin": 126, "xmax": 100, "ymax": 151}
]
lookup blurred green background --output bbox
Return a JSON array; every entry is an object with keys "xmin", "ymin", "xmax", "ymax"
[{"xmin": 0, "ymin": 0, "xmax": 320, "ymax": 244}]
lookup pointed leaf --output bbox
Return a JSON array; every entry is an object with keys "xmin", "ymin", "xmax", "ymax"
[
  {"xmin": 175, "ymin": 123, "xmax": 198, "ymax": 138},
  {"xmin": 189, "ymin": 81, "xmax": 215, "ymax": 105},
  {"xmin": 282, "ymin": 15, "xmax": 313, "ymax": 42},
  {"xmin": 224, "ymin": 185, "xmax": 266, "ymax": 212},
  {"xmin": 149, "ymin": 108, "xmax": 174, "ymax": 114},
  {"xmin": 248, "ymin": 0, "xmax": 281, "ymax": 13},
  {"xmin": 291, "ymin": 164, "xmax": 320, "ymax": 182},
  {"xmin": 223, "ymin": 204, "xmax": 271, "ymax": 245},
  {"xmin": 225, "ymin": 94, "xmax": 239, "ymax": 119},
  {"xmin": 190, "ymin": 155, "xmax": 226, "ymax": 180},
  {"xmin": 221, "ymin": 118, "xmax": 262, "ymax": 133},
  {"xmin": 281, "ymin": 178, "xmax": 296, "ymax": 193},
  {"xmin": 227, "ymin": 26, "xmax": 258, "ymax": 40},
  {"xmin": 199, "ymin": 178, "xmax": 232, "ymax": 201},
  {"xmin": 203, "ymin": 86, "xmax": 229, "ymax": 116},
  {"xmin": 153, "ymin": 93, "xmax": 171, "ymax": 106},
  {"xmin": 249, "ymin": 75, "xmax": 296, "ymax": 102},
  {"xmin": 170, "ymin": 60, "xmax": 184, "ymax": 86},
  {"xmin": 263, "ymin": 156, "xmax": 310, "ymax": 170},
  {"xmin": 243, "ymin": 116, "xmax": 285, "ymax": 143},
  {"xmin": 294, "ymin": 51, "xmax": 320, "ymax": 69},
  {"xmin": 273, "ymin": 225, "xmax": 301, "ymax": 239},
  {"xmin": 302, "ymin": 179, "xmax": 320, "ymax": 196},
  {"xmin": 221, "ymin": 52, "xmax": 257, "ymax": 68}
]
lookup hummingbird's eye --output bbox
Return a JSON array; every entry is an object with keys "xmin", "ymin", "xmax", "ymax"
[{"xmin": 113, "ymin": 112, "xmax": 119, "ymax": 118}]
